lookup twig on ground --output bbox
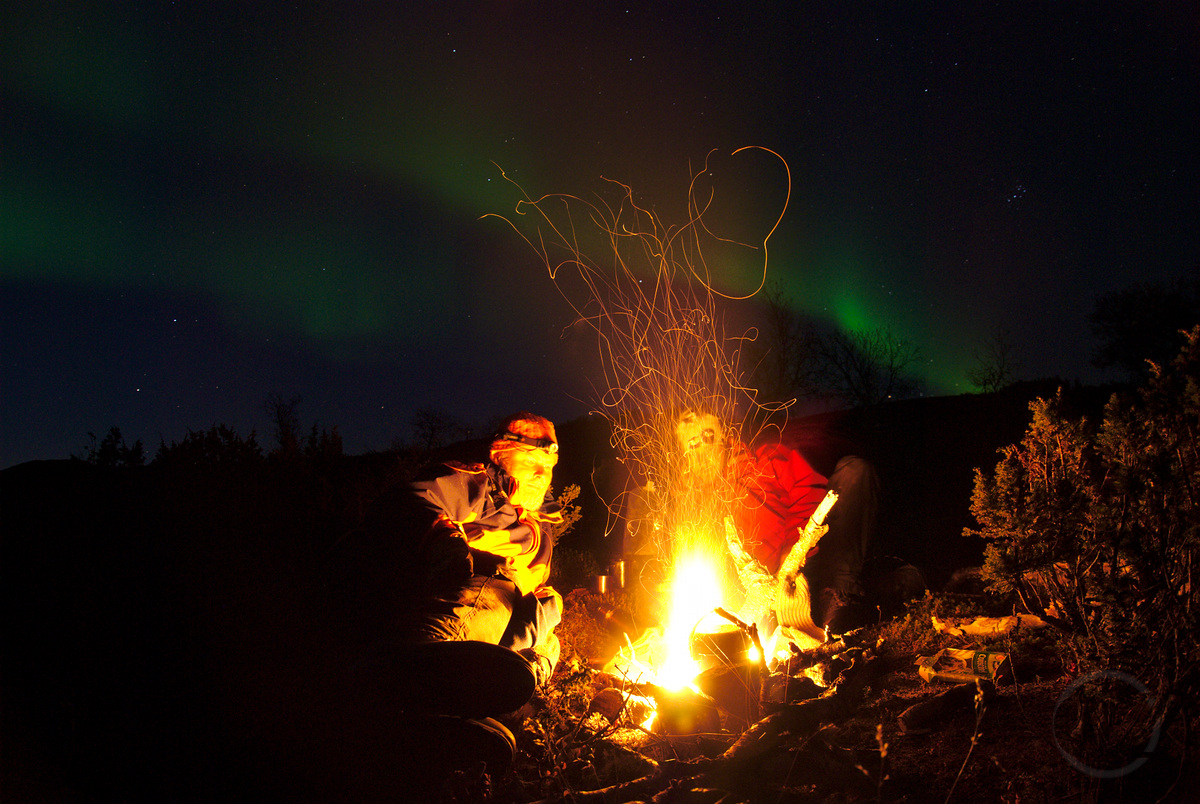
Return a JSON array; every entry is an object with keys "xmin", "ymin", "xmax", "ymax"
[{"xmin": 944, "ymin": 679, "xmax": 990, "ymax": 804}]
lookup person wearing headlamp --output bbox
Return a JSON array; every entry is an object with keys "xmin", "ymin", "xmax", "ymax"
[
  {"xmin": 339, "ymin": 411, "xmax": 566, "ymax": 781},
  {"xmin": 406, "ymin": 411, "xmax": 565, "ymax": 688}
]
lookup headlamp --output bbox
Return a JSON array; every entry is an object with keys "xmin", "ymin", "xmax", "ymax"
[{"xmin": 496, "ymin": 432, "xmax": 559, "ymax": 453}]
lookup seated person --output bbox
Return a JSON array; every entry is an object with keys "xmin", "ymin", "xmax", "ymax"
[
  {"xmin": 336, "ymin": 412, "xmax": 565, "ymax": 783},
  {"xmin": 674, "ymin": 408, "xmax": 879, "ymax": 638},
  {"xmin": 403, "ymin": 411, "xmax": 564, "ymax": 685}
]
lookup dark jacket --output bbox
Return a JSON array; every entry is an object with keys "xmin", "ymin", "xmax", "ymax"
[{"xmin": 411, "ymin": 460, "xmax": 558, "ymax": 595}]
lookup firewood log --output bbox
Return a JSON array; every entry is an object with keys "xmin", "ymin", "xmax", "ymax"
[{"xmin": 530, "ymin": 656, "xmax": 885, "ymax": 804}]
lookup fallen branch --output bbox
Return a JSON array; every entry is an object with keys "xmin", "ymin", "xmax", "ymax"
[
  {"xmin": 528, "ymin": 756, "xmax": 714, "ymax": 804},
  {"xmin": 714, "ymin": 654, "xmax": 876, "ymax": 764},
  {"xmin": 532, "ymin": 654, "xmax": 887, "ymax": 803},
  {"xmin": 779, "ymin": 627, "xmax": 873, "ymax": 671}
]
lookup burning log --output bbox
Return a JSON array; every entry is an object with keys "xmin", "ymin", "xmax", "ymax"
[
  {"xmin": 774, "ymin": 491, "xmax": 839, "ymax": 643},
  {"xmin": 711, "ymin": 653, "xmax": 885, "ymax": 788},
  {"xmin": 532, "ymin": 654, "xmax": 887, "ymax": 803},
  {"xmin": 724, "ymin": 493, "xmax": 839, "ymax": 645},
  {"xmin": 777, "ymin": 627, "xmax": 868, "ymax": 672}
]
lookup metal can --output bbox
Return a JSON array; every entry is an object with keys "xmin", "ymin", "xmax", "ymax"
[{"xmin": 916, "ymin": 648, "xmax": 1011, "ymax": 684}]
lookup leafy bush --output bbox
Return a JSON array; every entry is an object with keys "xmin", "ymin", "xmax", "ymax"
[
  {"xmin": 967, "ymin": 327, "xmax": 1200, "ymax": 734},
  {"xmin": 548, "ymin": 483, "xmax": 583, "ymax": 545}
]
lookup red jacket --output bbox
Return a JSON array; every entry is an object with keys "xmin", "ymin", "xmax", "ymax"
[{"xmin": 731, "ymin": 417, "xmax": 859, "ymax": 574}]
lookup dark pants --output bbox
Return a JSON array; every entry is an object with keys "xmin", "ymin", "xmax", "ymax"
[
  {"xmin": 802, "ymin": 455, "xmax": 879, "ymax": 630},
  {"xmin": 349, "ymin": 571, "xmax": 563, "ymax": 723},
  {"xmin": 414, "ymin": 571, "xmax": 562, "ymax": 653}
]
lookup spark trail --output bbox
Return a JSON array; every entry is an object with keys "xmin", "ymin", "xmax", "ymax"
[{"xmin": 487, "ymin": 146, "xmax": 795, "ymax": 630}]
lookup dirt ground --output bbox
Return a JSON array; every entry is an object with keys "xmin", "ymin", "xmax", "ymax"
[{"xmin": 473, "ymin": 589, "xmax": 1198, "ymax": 804}]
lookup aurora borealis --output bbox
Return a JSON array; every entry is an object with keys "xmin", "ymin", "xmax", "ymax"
[{"xmin": 3, "ymin": 2, "xmax": 1198, "ymax": 467}]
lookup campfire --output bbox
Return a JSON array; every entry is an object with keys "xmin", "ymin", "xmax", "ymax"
[
  {"xmin": 490, "ymin": 157, "xmax": 886, "ymax": 767},
  {"xmin": 470, "ymin": 168, "xmax": 1199, "ymax": 804},
  {"xmin": 602, "ymin": 532, "xmax": 818, "ymax": 737},
  {"xmin": 610, "ymin": 552, "xmax": 735, "ymax": 685},
  {"xmin": 599, "ymin": 480, "xmax": 844, "ymax": 734}
]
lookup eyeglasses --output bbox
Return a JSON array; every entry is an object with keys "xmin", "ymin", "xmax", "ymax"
[{"xmin": 686, "ymin": 429, "xmax": 717, "ymax": 450}]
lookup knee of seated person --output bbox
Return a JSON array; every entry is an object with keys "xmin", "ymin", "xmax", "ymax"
[
  {"xmin": 831, "ymin": 454, "xmax": 866, "ymax": 479},
  {"xmin": 830, "ymin": 455, "xmax": 879, "ymax": 494}
]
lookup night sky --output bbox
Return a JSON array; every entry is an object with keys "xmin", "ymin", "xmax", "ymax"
[{"xmin": 4, "ymin": 2, "xmax": 1198, "ymax": 469}]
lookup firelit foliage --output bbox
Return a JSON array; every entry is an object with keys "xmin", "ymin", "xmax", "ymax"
[
  {"xmin": 968, "ymin": 326, "xmax": 1200, "ymax": 722},
  {"xmin": 549, "ymin": 482, "xmax": 583, "ymax": 545},
  {"xmin": 968, "ymin": 390, "xmax": 1104, "ymax": 634}
]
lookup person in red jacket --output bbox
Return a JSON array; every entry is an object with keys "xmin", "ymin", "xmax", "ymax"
[{"xmin": 675, "ymin": 408, "xmax": 879, "ymax": 636}]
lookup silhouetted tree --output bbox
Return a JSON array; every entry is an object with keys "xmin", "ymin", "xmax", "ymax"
[
  {"xmin": 152, "ymin": 424, "xmax": 263, "ymax": 468},
  {"xmin": 747, "ymin": 281, "xmax": 824, "ymax": 407},
  {"xmin": 1089, "ymin": 274, "xmax": 1200, "ymax": 381},
  {"xmin": 815, "ymin": 325, "xmax": 923, "ymax": 408},
  {"xmin": 751, "ymin": 286, "xmax": 923, "ymax": 410},
  {"xmin": 408, "ymin": 407, "xmax": 471, "ymax": 453},
  {"xmin": 304, "ymin": 423, "xmax": 344, "ymax": 461},
  {"xmin": 967, "ymin": 324, "xmax": 1020, "ymax": 393},
  {"xmin": 265, "ymin": 393, "xmax": 303, "ymax": 456},
  {"xmin": 77, "ymin": 427, "xmax": 145, "ymax": 467}
]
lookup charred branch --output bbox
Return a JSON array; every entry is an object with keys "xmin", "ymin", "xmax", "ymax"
[{"xmin": 533, "ymin": 654, "xmax": 886, "ymax": 803}]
